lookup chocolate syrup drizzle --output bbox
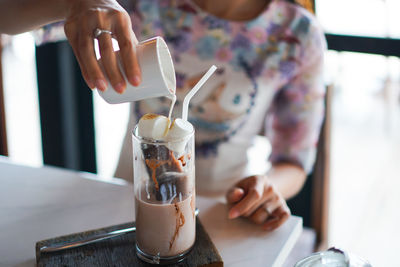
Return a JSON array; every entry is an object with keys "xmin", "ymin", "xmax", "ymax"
[{"xmin": 169, "ymin": 202, "xmax": 186, "ymax": 250}]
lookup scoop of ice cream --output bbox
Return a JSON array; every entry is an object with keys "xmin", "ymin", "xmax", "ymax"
[
  {"xmin": 138, "ymin": 113, "xmax": 170, "ymax": 140},
  {"xmin": 165, "ymin": 118, "xmax": 194, "ymax": 153}
]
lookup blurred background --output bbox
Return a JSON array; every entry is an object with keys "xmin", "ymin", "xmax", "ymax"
[{"xmin": 1, "ymin": 0, "xmax": 400, "ymax": 266}]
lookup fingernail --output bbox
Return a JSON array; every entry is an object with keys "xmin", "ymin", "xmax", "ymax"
[
  {"xmin": 87, "ymin": 80, "xmax": 95, "ymax": 90},
  {"xmin": 229, "ymin": 210, "xmax": 240, "ymax": 219},
  {"xmin": 133, "ymin": 74, "xmax": 141, "ymax": 86},
  {"xmin": 128, "ymin": 75, "xmax": 140, "ymax": 87},
  {"xmin": 95, "ymin": 79, "xmax": 107, "ymax": 92},
  {"xmin": 114, "ymin": 82, "xmax": 125, "ymax": 94}
]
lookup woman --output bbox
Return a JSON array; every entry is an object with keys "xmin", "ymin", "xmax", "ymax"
[{"xmin": 0, "ymin": 0, "xmax": 326, "ymax": 232}]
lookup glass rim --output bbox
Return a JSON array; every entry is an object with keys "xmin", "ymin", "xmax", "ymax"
[
  {"xmin": 294, "ymin": 249, "xmax": 371, "ymax": 267},
  {"xmin": 132, "ymin": 124, "xmax": 194, "ymax": 145}
]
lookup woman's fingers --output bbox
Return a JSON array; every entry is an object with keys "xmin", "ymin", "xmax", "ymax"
[
  {"xmin": 242, "ymin": 199, "xmax": 263, "ymax": 217},
  {"xmin": 226, "ymin": 175, "xmax": 290, "ymax": 231},
  {"xmin": 65, "ymin": 32, "xmax": 93, "ymax": 89},
  {"xmin": 247, "ymin": 189, "xmax": 283, "ymax": 223},
  {"xmin": 65, "ymin": 19, "xmax": 108, "ymax": 92},
  {"xmin": 226, "ymin": 187, "xmax": 245, "ymax": 204},
  {"xmin": 249, "ymin": 205, "xmax": 269, "ymax": 224},
  {"xmin": 264, "ymin": 194, "xmax": 282, "ymax": 214},
  {"xmin": 64, "ymin": 1, "xmax": 138, "ymax": 93},
  {"xmin": 64, "ymin": 23, "xmax": 94, "ymax": 90},
  {"xmin": 242, "ymin": 183, "xmax": 275, "ymax": 217},
  {"xmin": 97, "ymin": 31, "xmax": 126, "ymax": 93},
  {"xmin": 113, "ymin": 13, "xmax": 141, "ymax": 86},
  {"xmin": 262, "ymin": 206, "xmax": 290, "ymax": 231},
  {"xmin": 228, "ymin": 180, "xmax": 264, "ymax": 219},
  {"xmin": 79, "ymin": 34, "xmax": 109, "ymax": 92}
]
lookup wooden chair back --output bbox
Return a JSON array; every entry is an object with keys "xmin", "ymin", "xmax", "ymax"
[
  {"xmin": 0, "ymin": 35, "xmax": 8, "ymax": 156},
  {"xmin": 287, "ymin": 84, "xmax": 332, "ymax": 249}
]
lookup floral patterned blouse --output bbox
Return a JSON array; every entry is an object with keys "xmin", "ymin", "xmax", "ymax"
[
  {"xmin": 110, "ymin": 0, "xmax": 326, "ymax": 192},
  {"xmin": 36, "ymin": 0, "xmax": 326, "ymax": 192}
]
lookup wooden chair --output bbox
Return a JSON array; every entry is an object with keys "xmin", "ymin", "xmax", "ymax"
[
  {"xmin": 286, "ymin": 84, "xmax": 332, "ymax": 250},
  {"xmin": 283, "ymin": 0, "xmax": 331, "ymax": 253},
  {"xmin": 310, "ymin": 84, "xmax": 332, "ymax": 249},
  {"xmin": 0, "ymin": 35, "xmax": 8, "ymax": 157}
]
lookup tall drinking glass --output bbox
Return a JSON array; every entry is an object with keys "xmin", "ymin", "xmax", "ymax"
[{"xmin": 133, "ymin": 125, "xmax": 195, "ymax": 265}]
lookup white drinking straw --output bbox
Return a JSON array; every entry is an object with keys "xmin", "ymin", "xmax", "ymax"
[{"xmin": 182, "ymin": 65, "xmax": 217, "ymax": 121}]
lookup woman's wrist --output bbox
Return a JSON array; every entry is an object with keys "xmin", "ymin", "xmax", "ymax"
[
  {"xmin": 61, "ymin": 0, "xmax": 88, "ymax": 20},
  {"xmin": 32, "ymin": 0, "xmax": 72, "ymax": 22},
  {"xmin": 267, "ymin": 163, "xmax": 306, "ymax": 200},
  {"xmin": 55, "ymin": 0, "xmax": 74, "ymax": 19}
]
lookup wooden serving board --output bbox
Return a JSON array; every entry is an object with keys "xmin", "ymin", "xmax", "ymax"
[{"xmin": 36, "ymin": 218, "xmax": 223, "ymax": 267}]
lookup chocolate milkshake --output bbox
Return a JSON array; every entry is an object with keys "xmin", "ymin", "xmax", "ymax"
[
  {"xmin": 133, "ymin": 117, "xmax": 195, "ymax": 264},
  {"xmin": 135, "ymin": 191, "xmax": 196, "ymax": 257}
]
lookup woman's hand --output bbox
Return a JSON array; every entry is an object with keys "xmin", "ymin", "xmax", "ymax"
[
  {"xmin": 64, "ymin": 0, "xmax": 141, "ymax": 93},
  {"xmin": 226, "ymin": 175, "xmax": 290, "ymax": 231}
]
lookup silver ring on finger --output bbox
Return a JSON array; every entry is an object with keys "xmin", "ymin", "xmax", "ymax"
[{"xmin": 94, "ymin": 28, "xmax": 113, "ymax": 38}]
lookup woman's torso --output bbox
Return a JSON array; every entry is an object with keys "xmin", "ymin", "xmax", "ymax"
[{"xmin": 129, "ymin": 0, "xmax": 321, "ymax": 193}]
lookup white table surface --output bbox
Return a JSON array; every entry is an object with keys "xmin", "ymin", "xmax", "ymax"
[{"xmin": 0, "ymin": 158, "xmax": 302, "ymax": 267}]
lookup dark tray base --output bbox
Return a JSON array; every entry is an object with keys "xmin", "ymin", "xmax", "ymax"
[{"xmin": 36, "ymin": 218, "xmax": 223, "ymax": 267}]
